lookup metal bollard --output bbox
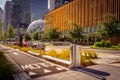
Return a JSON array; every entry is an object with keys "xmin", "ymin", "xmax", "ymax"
[{"xmin": 70, "ymin": 44, "xmax": 81, "ymax": 68}]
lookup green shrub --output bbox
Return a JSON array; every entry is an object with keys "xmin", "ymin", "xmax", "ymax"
[
  {"xmin": 94, "ymin": 40, "xmax": 111, "ymax": 48},
  {"xmin": 0, "ymin": 50, "xmax": 14, "ymax": 80},
  {"xmin": 105, "ymin": 41, "xmax": 111, "ymax": 47},
  {"xmin": 100, "ymin": 40, "xmax": 106, "ymax": 47},
  {"xmin": 118, "ymin": 43, "xmax": 120, "ymax": 47},
  {"xmin": 94, "ymin": 42, "xmax": 102, "ymax": 47}
]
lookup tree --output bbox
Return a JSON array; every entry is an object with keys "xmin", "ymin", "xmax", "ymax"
[
  {"xmin": 69, "ymin": 23, "xmax": 83, "ymax": 43},
  {"xmin": 0, "ymin": 32, "xmax": 7, "ymax": 41},
  {"xmin": 24, "ymin": 32, "xmax": 31, "ymax": 41},
  {"xmin": 32, "ymin": 31, "xmax": 40, "ymax": 41},
  {"xmin": 98, "ymin": 14, "xmax": 120, "ymax": 39},
  {"xmin": 0, "ymin": 20, "xmax": 3, "ymax": 34},
  {"xmin": 45, "ymin": 28, "xmax": 60, "ymax": 41},
  {"xmin": 7, "ymin": 25, "xmax": 14, "ymax": 42}
]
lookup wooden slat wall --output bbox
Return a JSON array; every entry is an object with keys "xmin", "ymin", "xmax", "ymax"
[{"xmin": 44, "ymin": 0, "xmax": 120, "ymax": 32}]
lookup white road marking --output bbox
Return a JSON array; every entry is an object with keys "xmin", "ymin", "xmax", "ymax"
[
  {"xmin": 37, "ymin": 63, "xmax": 54, "ymax": 67},
  {"xmin": 13, "ymin": 52, "xmax": 19, "ymax": 55},
  {"xmin": 44, "ymin": 69, "xmax": 52, "ymax": 73},
  {"xmin": 29, "ymin": 71, "xmax": 37, "ymax": 76},
  {"xmin": 56, "ymin": 67, "xmax": 63, "ymax": 71},
  {"xmin": 21, "ymin": 64, "xmax": 41, "ymax": 70}
]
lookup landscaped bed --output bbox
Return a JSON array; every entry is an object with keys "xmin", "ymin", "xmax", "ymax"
[
  {"xmin": 2, "ymin": 43, "xmax": 98, "ymax": 67},
  {"xmin": 91, "ymin": 40, "xmax": 120, "ymax": 50},
  {"xmin": 0, "ymin": 50, "xmax": 15, "ymax": 80},
  {"xmin": 46, "ymin": 49, "xmax": 97, "ymax": 66}
]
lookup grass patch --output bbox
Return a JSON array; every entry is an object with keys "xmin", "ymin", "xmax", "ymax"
[{"xmin": 46, "ymin": 49, "xmax": 97, "ymax": 66}]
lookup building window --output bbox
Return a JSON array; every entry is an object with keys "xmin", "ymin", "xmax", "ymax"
[
  {"xmin": 97, "ymin": 25, "xmax": 102, "ymax": 31},
  {"xmin": 86, "ymin": 27, "xmax": 88, "ymax": 33},
  {"xmin": 94, "ymin": 26, "xmax": 97, "ymax": 32},
  {"xmin": 89, "ymin": 26, "xmax": 92, "ymax": 33}
]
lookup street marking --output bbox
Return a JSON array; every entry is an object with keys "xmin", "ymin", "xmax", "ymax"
[
  {"xmin": 29, "ymin": 71, "xmax": 37, "ymax": 76},
  {"xmin": 37, "ymin": 63, "xmax": 54, "ymax": 67},
  {"xmin": 56, "ymin": 67, "xmax": 63, "ymax": 71},
  {"xmin": 30, "ymin": 64, "xmax": 41, "ymax": 69},
  {"xmin": 44, "ymin": 69, "xmax": 52, "ymax": 73},
  {"xmin": 21, "ymin": 65, "xmax": 34, "ymax": 70},
  {"xmin": 21, "ymin": 64, "xmax": 41, "ymax": 70},
  {"xmin": 13, "ymin": 52, "xmax": 19, "ymax": 55}
]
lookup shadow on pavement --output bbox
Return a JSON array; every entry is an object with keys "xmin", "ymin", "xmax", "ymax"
[{"xmin": 72, "ymin": 67, "xmax": 110, "ymax": 80}]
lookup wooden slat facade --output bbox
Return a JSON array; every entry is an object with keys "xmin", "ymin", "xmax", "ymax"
[{"xmin": 44, "ymin": 0, "xmax": 120, "ymax": 32}]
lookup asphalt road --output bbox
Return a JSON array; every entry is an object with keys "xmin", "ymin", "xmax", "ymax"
[{"xmin": 2, "ymin": 48, "xmax": 67, "ymax": 78}]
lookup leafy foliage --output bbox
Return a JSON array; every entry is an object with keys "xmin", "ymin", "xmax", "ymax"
[
  {"xmin": 24, "ymin": 32, "xmax": 32, "ymax": 41},
  {"xmin": 7, "ymin": 25, "xmax": 14, "ymax": 42},
  {"xmin": 0, "ymin": 20, "xmax": 3, "ymax": 33},
  {"xmin": 69, "ymin": 23, "xmax": 83, "ymax": 43},
  {"xmin": 45, "ymin": 28, "xmax": 60, "ymax": 41},
  {"xmin": 32, "ymin": 31, "xmax": 42, "ymax": 41},
  {"xmin": 94, "ymin": 40, "xmax": 111, "ymax": 48},
  {"xmin": 98, "ymin": 14, "xmax": 120, "ymax": 39}
]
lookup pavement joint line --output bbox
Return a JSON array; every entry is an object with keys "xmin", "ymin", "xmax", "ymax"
[
  {"xmin": 0, "ymin": 44, "xmax": 69, "ymax": 70},
  {"xmin": 5, "ymin": 54, "xmax": 31, "ymax": 80},
  {"xmin": 73, "ymin": 68, "xmax": 106, "ymax": 80}
]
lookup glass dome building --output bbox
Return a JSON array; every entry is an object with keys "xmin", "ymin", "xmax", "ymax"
[{"xmin": 26, "ymin": 20, "xmax": 44, "ymax": 33}]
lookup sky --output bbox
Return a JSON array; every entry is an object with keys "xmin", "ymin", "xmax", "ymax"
[
  {"xmin": 0, "ymin": 0, "xmax": 50, "ymax": 10},
  {"xmin": 0, "ymin": 0, "xmax": 7, "ymax": 10}
]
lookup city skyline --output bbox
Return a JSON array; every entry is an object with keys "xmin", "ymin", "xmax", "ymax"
[{"xmin": 0, "ymin": 0, "xmax": 50, "ymax": 10}]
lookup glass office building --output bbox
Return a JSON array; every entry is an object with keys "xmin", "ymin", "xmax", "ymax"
[
  {"xmin": 3, "ymin": 1, "xmax": 12, "ymax": 31},
  {"xmin": 11, "ymin": 0, "xmax": 31, "ymax": 34},
  {"xmin": 31, "ymin": 0, "xmax": 48, "ymax": 21}
]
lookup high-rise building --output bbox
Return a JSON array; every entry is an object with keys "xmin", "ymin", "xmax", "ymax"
[
  {"xmin": 0, "ymin": 7, "xmax": 3, "ymax": 21},
  {"xmin": 11, "ymin": 0, "xmax": 31, "ymax": 34},
  {"xmin": 31, "ymin": 0, "xmax": 48, "ymax": 21},
  {"xmin": 55, "ymin": 0, "xmax": 72, "ymax": 8},
  {"xmin": 49, "ymin": 0, "xmax": 55, "ymax": 11},
  {"xmin": 3, "ymin": 1, "xmax": 12, "ymax": 31},
  {"xmin": 49, "ymin": 0, "xmax": 71, "ymax": 11},
  {"xmin": 0, "ymin": 7, "xmax": 3, "ymax": 33}
]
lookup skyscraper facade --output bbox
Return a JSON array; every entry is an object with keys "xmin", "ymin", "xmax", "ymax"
[
  {"xmin": 0, "ymin": 7, "xmax": 3, "ymax": 33},
  {"xmin": 49, "ymin": 0, "xmax": 55, "ymax": 11},
  {"xmin": 55, "ymin": 0, "xmax": 72, "ymax": 8},
  {"xmin": 3, "ymin": 1, "xmax": 12, "ymax": 31},
  {"xmin": 31, "ymin": 0, "xmax": 48, "ymax": 21},
  {"xmin": 49, "ymin": 0, "xmax": 72, "ymax": 11},
  {"xmin": 0, "ymin": 7, "xmax": 3, "ymax": 21},
  {"xmin": 11, "ymin": 0, "xmax": 31, "ymax": 34}
]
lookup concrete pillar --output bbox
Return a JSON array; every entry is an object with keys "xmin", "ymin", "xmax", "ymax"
[{"xmin": 70, "ymin": 44, "xmax": 81, "ymax": 68}]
